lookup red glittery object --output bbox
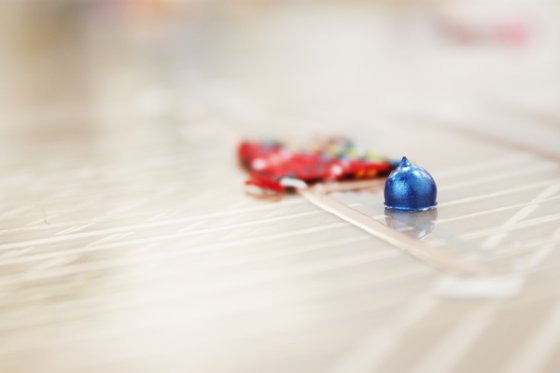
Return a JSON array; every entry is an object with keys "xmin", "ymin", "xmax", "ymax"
[{"xmin": 238, "ymin": 138, "xmax": 394, "ymax": 195}]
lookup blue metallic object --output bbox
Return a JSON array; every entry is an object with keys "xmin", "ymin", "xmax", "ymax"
[{"xmin": 384, "ymin": 156, "xmax": 437, "ymax": 211}]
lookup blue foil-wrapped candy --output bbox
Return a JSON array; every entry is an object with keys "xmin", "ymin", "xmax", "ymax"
[{"xmin": 384, "ymin": 156, "xmax": 437, "ymax": 211}]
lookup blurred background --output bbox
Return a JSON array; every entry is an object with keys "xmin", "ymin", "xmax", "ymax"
[
  {"xmin": 1, "ymin": 1, "xmax": 560, "ymax": 372},
  {"xmin": 1, "ymin": 0, "xmax": 559, "ymax": 139}
]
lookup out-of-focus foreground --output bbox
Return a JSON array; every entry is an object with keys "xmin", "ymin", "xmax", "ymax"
[{"xmin": 0, "ymin": 1, "xmax": 560, "ymax": 372}]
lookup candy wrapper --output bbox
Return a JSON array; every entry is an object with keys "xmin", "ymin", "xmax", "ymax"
[{"xmin": 238, "ymin": 137, "xmax": 395, "ymax": 196}]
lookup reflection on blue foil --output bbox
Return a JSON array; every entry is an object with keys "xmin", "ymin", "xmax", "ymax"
[
  {"xmin": 384, "ymin": 156, "xmax": 437, "ymax": 211},
  {"xmin": 385, "ymin": 208, "xmax": 438, "ymax": 239}
]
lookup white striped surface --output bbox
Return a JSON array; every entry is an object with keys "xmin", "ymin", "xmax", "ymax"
[{"xmin": 1, "ymin": 1, "xmax": 560, "ymax": 372}]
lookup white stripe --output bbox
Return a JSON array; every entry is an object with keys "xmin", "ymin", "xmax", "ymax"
[
  {"xmin": 437, "ymin": 195, "xmax": 560, "ymax": 224},
  {"xmin": 503, "ymin": 303, "xmax": 560, "ymax": 373},
  {"xmin": 0, "ymin": 210, "xmax": 326, "ymax": 265},
  {"xmin": 0, "ymin": 205, "xmax": 34, "ymax": 220},
  {"xmin": 434, "ymin": 154, "xmax": 531, "ymax": 180},
  {"xmin": 442, "ymin": 163, "xmax": 555, "ymax": 191},
  {"xmin": 482, "ymin": 185, "xmax": 560, "ymax": 249},
  {"xmin": 329, "ymin": 296, "xmax": 437, "ymax": 373},
  {"xmin": 0, "ymin": 198, "xmax": 306, "ymax": 236},
  {"xmin": 439, "ymin": 179, "xmax": 560, "ymax": 207},
  {"xmin": 0, "ymin": 222, "xmax": 348, "ymax": 284},
  {"xmin": 514, "ymin": 227, "xmax": 560, "ymax": 272},
  {"xmin": 0, "ymin": 199, "xmax": 308, "ymax": 251},
  {"xmin": 464, "ymin": 212, "xmax": 560, "ymax": 240},
  {"xmin": 410, "ymin": 307, "xmax": 494, "ymax": 373}
]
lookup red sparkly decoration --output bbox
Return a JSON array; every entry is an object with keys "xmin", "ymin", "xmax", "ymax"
[{"xmin": 238, "ymin": 138, "xmax": 395, "ymax": 196}]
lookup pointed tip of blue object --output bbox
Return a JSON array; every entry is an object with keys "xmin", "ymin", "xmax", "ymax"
[
  {"xmin": 400, "ymin": 156, "xmax": 411, "ymax": 167},
  {"xmin": 384, "ymin": 157, "xmax": 437, "ymax": 211}
]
